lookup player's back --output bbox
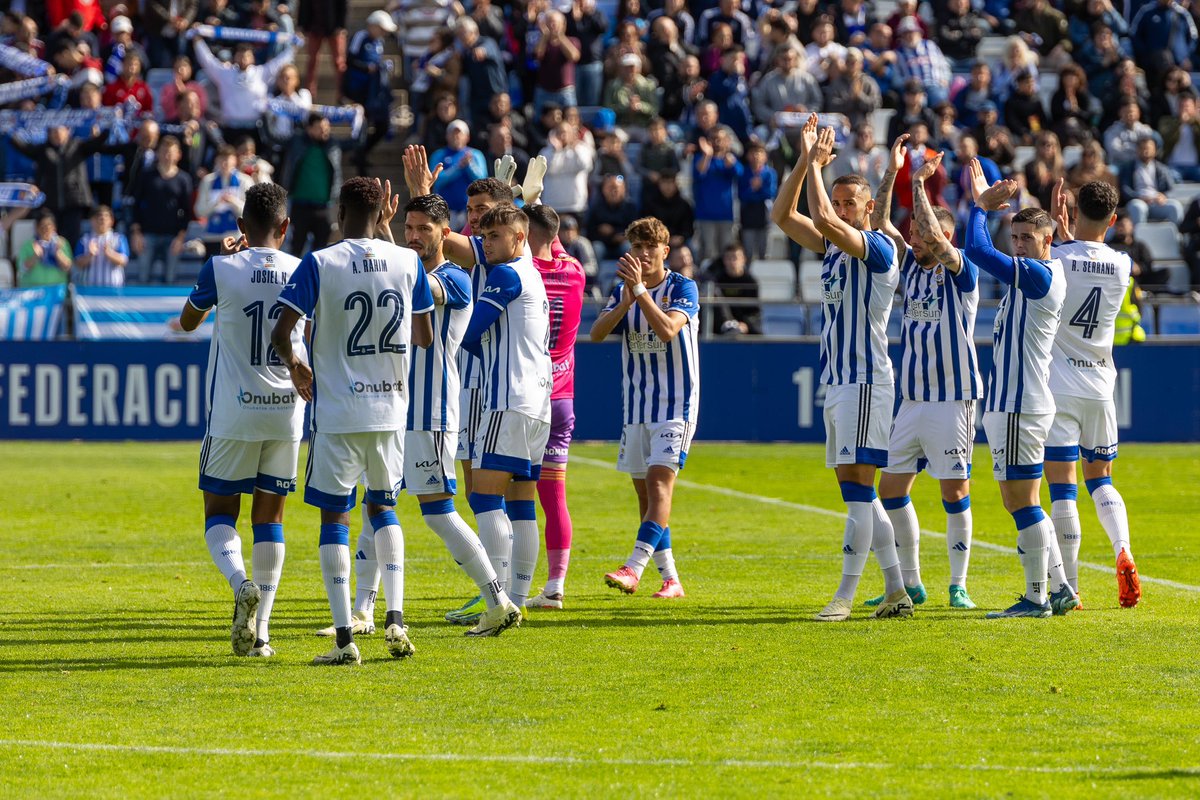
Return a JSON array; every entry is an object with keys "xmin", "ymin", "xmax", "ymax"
[
  {"xmin": 987, "ymin": 256, "xmax": 1066, "ymax": 414},
  {"xmin": 196, "ymin": 247, "xmax": 305, "ymax": 442},
  {"xmin": 409, "ymin": 261, "xmax": 472, "ymax": 432},
  {"xmin": 819, "ymin": 232, "xmax": 898, "ymax": 386},
  {"xmin": 480, "ymin": 254, "xmax": 553, "ymax": 422},
  {"xmin": 535, "ymin": 252, "xmax": 586, "ymax": 399},
  {"xmin": 1048, "ymin": 240, "xmax": 1132, "ymax": 400},
  {"xmin": 286, "ymin": 238, "xmax": 431, "ymax": 434}
]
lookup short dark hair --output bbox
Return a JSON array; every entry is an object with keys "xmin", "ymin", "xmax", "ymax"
[
  {"xmin": 1076, "ymin": 181, "xmax": 1119, "ymax": 223},
  {"xmin": 466, "ymin": 177, "xmax": 514, "ymax": 203},
  {"xmin": 158, "ymin": 134, "xmax": 181, "ymax": 152},
  {"xmin": 1012, "ymin": 207, "xmax": 1054, "ymax": 234},
  {"xmin": 241, "ymin": 182, "xmax": 289, "ymax": 233},
  {"xmin": 35, "ymin": 210, "xmax": 56, "ymax": 227},
  {"xmin": 305, "ymin": 111, "xmax": 325, "ymax": 128},
  {"xmin": 524, "ymin": 204, "xmax": 560, "ymax": 240},
  {"xmin": 932, "ymin": 206, "xmax": 955, "ymax": 232},
  {"xmin": 339, "ymin": 176, "xmax": 385, "ymax": 217},
  {"xmin": 216, "ymin": 144, "xmax": 237, "ymax": 159},
  {"xmin": 405, "ymin": 193, "xmax": 451, "ymax": 225},
  {"xmin": 478, "ymin": 204, "xmax": 529, "ymax": 233},
  {"xmin": 832, "ymin": 174, "xmax": 872, "ymax": 196}
]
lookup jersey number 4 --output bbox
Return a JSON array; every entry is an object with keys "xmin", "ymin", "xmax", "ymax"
[
  {"xmin": 345, "ymin": 290, "xmax": 407, "ymax": 357},
  {"xmin": 243, "ymin": 301, "xmax": 284, "ymax": 366},
  {"xmin": 1068, "ymin": 287, "xmax": 1102, "ymax": 340}
]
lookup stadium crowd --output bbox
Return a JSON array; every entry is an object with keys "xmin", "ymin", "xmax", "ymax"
[{"xmin": 3, "ymin": 0, "xmax": 1200, "ymax": 334}]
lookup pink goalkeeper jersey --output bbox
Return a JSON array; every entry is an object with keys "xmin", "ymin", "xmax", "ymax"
[{"xmin": 535, "ymin": 248, "xmax": 586, "ymax": 399}]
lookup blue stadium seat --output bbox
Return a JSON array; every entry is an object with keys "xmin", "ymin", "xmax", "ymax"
[
  {"xmin": 1155, "ymin": 303, "xmax": 1200, "ymax": 335},
  {"xmin": 761, "ymin": 304, "xmax": 807, "ymax": 336}
]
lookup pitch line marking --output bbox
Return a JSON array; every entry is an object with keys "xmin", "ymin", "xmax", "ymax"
[
  {"xmin": 2, "ymin": 738, "xmax": 1198, "ymax": 776},
  {"xmin": 570, "ymin": 455, "xmax": 1200, "ymax": 594}
]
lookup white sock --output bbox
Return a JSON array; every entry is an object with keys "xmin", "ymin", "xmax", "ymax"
[
  {"xmin": 1091, "ymin": 483, "xmax": 1132, "ymax": 559},
  {"xmin": 1045, "ymin": 530, "xmax": 1072, "ymax": 595},
  {"xmin": 1015, "ymin": 514, "xmax": 1050, "ymax": 605},
  {"xmin": 354, "ymin": 527, "xmax": 379, "ymax": 615},
  {"xmin": 544, "ymin": 576, "xmax": 565, "ymax": 597},
  {"xmin": 251, "ymin": 524, "xmax": 285, "ymax": 643},
  {"xmin": 423, "ymin": 505, "xmax": 505, "ymax": 611},
  {"xmin": 509, "ymin": 518, "xmax": 539, "ymax": 609},
  {"xmin": 319, "ymin": 524, "xmax": 352, "ymax": 629},
  {"xmin": 871, "ymin": 498, "xmax": 905, "ymax": 595},
  {"xmin": 626, "ymin": 541, "xmax": 654, "ymax": 577},
  {"xmin": 471, "ymin": 497, "xmax": 513, "ymax": 592},
  {"xmin": 1051, "ymin": 498, "xmax": 1082, "ymax": 592},
  {"xmin": 884, "ymin": 497, "xmax": 921, "ymax": 587},
  {"xmin": 835, "ymin": 498, "xmax": 874, "ymax": 602},
  {"xmin": 371, "ymin": 512, "xmax": 404, "ymax": 617},
  {"xmin": 945, "ymin": 505, "xmax": 973, "ymax": 587},
  {"xmin": 205, "ymin": 517, "xmax": 247, "ymax": 591},
  {"xmin": 654, "ymin": 548, "xmax": 678, "ymax": 581}
]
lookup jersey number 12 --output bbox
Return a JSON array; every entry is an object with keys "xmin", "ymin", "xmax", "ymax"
[
  {"xmin": 1068, "ymin": 287, "xmax": 1102, "ymax": 340},
  {"xmin": 243, "ymin": 300, "xmax": 283, "ymax": 366}
]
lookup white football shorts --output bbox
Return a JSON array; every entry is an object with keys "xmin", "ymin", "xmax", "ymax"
[
  {"xmin": 824, "ymin": 383, "xmax": 893, "ymax": 469},
  {"xmin": 982, "ymin": 410, "xmax": 1055, "ymax": 481},
  {"xmin": 473, "ymin": 410, "xmax": 551, "ymax": 481},
  {"xmin": 617, "ymin": 419, "xmax": 696, "ymax": 478},
  {"xmin": 884, "ymin": 399, "xmax": 975, "ymax": 480},
  {"xmin": 1045, "ymin": 394, "xmax": 1118, "ymax": 463},
  {"xmin": 305, "ymin": 430, "xmax": 404, "ymax": 511},
  {"xmin": 456, "ymin": 386, "xmax": 483, "ymax": 462},
  {"xmin": 199, "ymin": 436, "xmax": 300, "ymax": 496},
  {"xmin": 403, "ymin": 429, "xmax": 459, "ymax": 496}
]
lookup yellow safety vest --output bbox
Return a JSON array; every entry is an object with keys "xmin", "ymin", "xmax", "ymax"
[{"xmin": 1114, "ymin": 283, "xmax": 1146, "ymax": 345}]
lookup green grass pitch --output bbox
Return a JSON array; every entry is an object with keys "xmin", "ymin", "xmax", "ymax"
[{"xmin": 2, "ymin": 441, "xmax": 1199, "ymax": 797}]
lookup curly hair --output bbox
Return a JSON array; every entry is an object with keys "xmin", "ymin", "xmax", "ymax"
[
  {"xmin": 339, "ymin": 176, "xmax": 385, "ymax": 217},
  {"xmin": 625, "ymin": 216, "xmax": 671, "ymax": 245},
  {"xmin": 241, "ymin": 182, "xmax": 289, "ymax": 232}
]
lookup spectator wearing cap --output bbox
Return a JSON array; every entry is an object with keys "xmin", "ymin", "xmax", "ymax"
[
  {"xmin": 822, "ymin": 47, "xmax": 881, "ymax": 130},
  {"xmin": 431, "ymin": 120, "xmax": 487, "ymax": 229},
  {"xmin": 455, "ymin": 17, "xmax": 507, "ymax": 128},
  {"xmin": 1120, "ymin": 136, "xmax": 1184, "ymax": 225},
  {"xmin": 541, "ymin": 120, "xmax": 595, "ymax": 218},
  {"xmin": 953, "ymin": 61, "xmax": 996, "ymax": 130},
  {"xmin": 102, "ymin": 50, "xmax": 154, "ymax": 114},
  {"xmin": 1104, "ymin": 100, "xmax": 1161, "ymax": 169},
  {"xmin": 280, "ymin": 113, "xmax": 348, "ymax": 255},
  {"xmin": 692, "ymin": 127, "xmax": 742, "ymax": 262},
  {"xmin": 894, "ymin": 16, "xmax": 951, "ymax": 107},
  {"xmin": 1003, "ymin": 68, "xmax": 1048, "ymax": 146},
  {"xmin": 936, "ymin": 0, "xmax": 986, "ymax": 72},
  {"xmin": 533, "ymin": 10, "xmax": 581, "ymax": 116},
  {"xmin": 752, "ymin": 45, "xmax": 822, "ymax": 132},
  {"xmin": 193, "ymin": 33, "xmax": 296, "ymax": 148},
  {"xmin": 804, "ymin": 17, "xmax": 847, "ymax": 84},
  {"xmin": 344, "ymin": 10, "xmax": 397, "ymax": 174},
  {"xmin": 102, "ymin": 16, "xmax": 147, "ymax": 85},
  {"xmin": 887, "ymin": 79, "xmax": 939, "ymax": 144},
  {"xmin": 299, "ymin": 0, "xmax": 348, "ymax": 96},
  {"xmin": 885, "ymin": 0, "xmax": 927, "ymax": 46},
  {"xmin": 587, "ymin": 174, "xmax": 638, "ymax": 262},
  {"xmin": 144, "ymin": 0, "xmax": 198, "ymax": 69},
  {"xmin": 604, "ymin": 53, "xmax": 660, "ymax": 129},
  {"xmin": 738, "ymin": 143, "xmax": 778, "ymax": 262}
]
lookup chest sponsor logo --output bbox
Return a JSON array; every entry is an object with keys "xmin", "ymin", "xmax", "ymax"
[
  {"xmin": 822, "ymin": 274, "xmax": 843, "ymax": 303},
  {"xmin": 627, "ymin": 330, "xmax": 667, "ymax": 353},
  {"xmin": 905, "ymin": 295, "xmax": 941, "ymax": 322}
]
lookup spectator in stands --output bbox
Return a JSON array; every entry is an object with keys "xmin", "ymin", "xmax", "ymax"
[
  {"xmin": 738, "ymin": 143, "xmax": 778, "ymax": 262},
  {"xmin": 886, "ymin": 0, "xmax": 927, "ymax": 45},
  {"xmin": 102, "ymin": 16, "xmax": 146, "ymax": 85},
  {"xmin": 993, "ymin": 35, "xmax": 1039, "ymax": 104},
  {"xmin": 895, "ymin": 16, "xmax": 951, "ymax": 107},
  {"xmin": 700, "ymin": 22, "xmax": 734, "ymax": 77},
  {"xmin": 281, "ymin": 113, "xmax": 344, "ymax": 255},
  {"xmin": 587, "ymin": 173, "xmax": 637, "ymax": 260},
  {"xmin": 1105, "ymin": 100, "xmax": 1160, "ymax": 169},
  {"xmin": 614, "ymin": 0, "xmax": 649, "ymax": 38},
  {"xmin": 692, "ymin": 127, "xmax": 741, "ymax": 261},
  {"xmin": 18, "ymin": 212, "xmax": 72, "ymax": 288},
  {"xmin": 834, "ymin": 0, "xmax": 870, "ymax": 48},
  {"xmin": 468, "ymin": 0, "xmax": 505, "ymax": 44},
  {"xmin": 1160, "ymin": 92, "xmax": 1200, "ymax": 182},
  {"xmin": 604, "ymin": 53, "xmax": 659, "ymax": 129},
  {"xmin": 887, "ymin": 79, "xmax": 939, "ymax": 145},
  {"xmin": 421, "ymin": 93, "xmax": 458, "ymax": 153},
  {"xmin": 696, "ymin": 0, "xmax": 755, "ymax": 51},
  {"xmin": 831, "ymin": 122, "xmax": 888, "ymax": 192},
  {"xmin": 102, "ymin": 50, "xmax": 153, "ymax": 113},
  {"xmin": 10, "ymin": 125, "xmax": 109, "ymax": 247},
  {"xmin": 647, "ymin": 16, "xmax": 693, "ymax": 123},
  {"xmin": 484, "ymin": 123, "xmax": 529, "ymax": 182},
  {"xmin": 936, "ymin": 0, "xmax": 986, "ymax": 71},
  {"xmin": 668, "ymin": 243, "xmax": 697, "ymax": 282},
  {"xmin": 116, "ymin": 121, "xmax": 161, "ymax": 220},
  {"xmin": 1068, "ymin": 0, "xmax": 1129, "ymax": 53},
  {"xmin": 1100, "ymin": 59, "xmax": 1151, "ymax": 131},
  {"xmin": 410, "ymin": 28, "xmax": 459, "ymax": 125},
  {"xmin": 1120, "ymin": 136, "xmax": 1184, "ymax": 225},
  {"xmin": 1066, "ymin": 139, "xmax": 1120, "ymax": 193},
  {"xmin": 637, "ymin": 118, "xmax": 679, "ymax": 193},
  {"xmin": 752, "ymin": 45, "xmax": 822, "ymax": 132},
  {"xmin": 298, "ymin": 0, "xmax": 347, "ymax": 96},
  {"xmin": 647, "ymin": 0, "xmax": 695, "ymax": 48},
  {"xmin": 74, "ymin": 82, "xmax": 123, "ymax": 209},
  {"xmin": 241, "ymin": 0, "xmax": 291, "ymax": 62},
  {"xmin": 195, "ymin": 144, "xmax": 249, "ymax": 243},
  {"xmin": 533, "ymin": 10, "xmax": 581, "ymax": 116},
  {"xmin": 933, "ymin": 102, "xmax": 962, "ymax": 153},
  {"xmin": 863, "ymin": 23, "xmax": 897, "ymax": 105},
  {"xmin": 593, "ymin": 129, "xmax": 633, "ymax": 189},
  {"xmin": 198, "ymin": 0, "xmax": 240, "ymax": 29},
  {"xmin": 431, "ymin": 119, "xmax": 487, "ymax": 228},
  {"xmin": 644, "ymin": 170, "xmax": 694, "ymax": 249},
  {"xmin": 542, "ymin": 120, "xmax": 595, "ymax": 219},
  {"xmin": 557, "ymin": 214, "xmax": 599, "ymax": 296},
  {"xmin": 952, "ymin": 133, "xmax": 1002, "ymax": 217},
  {"xmin": 171, "ymin": 89, "xmax": 220, "ymax": 180},
  {"xmin": 822, "ymin": 47, "xmax": 881, "ymax": 130},
  {"xmin": 1178, "ymin": 195, "xmax": 1200, "ymax": 290},
  {"xmin": 791, "ymin": 0, "xmax": 824, "ymax": 47},
  {"xmin": 604, "ymin": 19, "xmax": 648, "ymax": 79},
  {"xmin": 236, "ymin": 137, "xmax": 275, "ymax": 184},
  {"xmin": 1048, "ymin": 63, "xmax": 1100, "ymax": 146},
  {"xmin": 390, "ymin": 0, "xmax": 457, "ymax": 69},
  {"xmin": 1014, "ymin": 0, "xmax": 1072, "ymax": 69},
  {"xmin": 1150, "ymin": 66, "xmax": 1194, "ymax": 128},
  {"xmin": 1025, "ymin": 131, "xmax": 1065, "ymax": 210},
  {"xmin": 263, "ymin": 63, "xmax": 312, "ymax": 164},
  {"xmin": 130, "ymin": 135, "xmax": 193, "ymax": 284},
  {"xmin": 344, "ymin": 10, "xmax": 396, "ymax": 175},
  {"xmin": 144, "ymin": 0, "xmax": 198, "ymax": 69},
  {"xmin": 1108, "ymin": 210, "xmax": 1167, "ymax": 292},
  {"xmin": 1131, "ymin": 0, "xmax": 1197, "ymax": 85},
  {"xmin": 805, "ymin": 16, "xmax": 846, "ymax": 84},
  {"xmin": 895, "ymin": 122, "xmax": 949, "ymax": 236},
  {"xmin": 569, "ymin": 0, "xmax": 609, "ymax": 107},
  {"xmin": 708, "ymin": 242, "xmax": 761, "ymax": 336},
  {"xmin": 472, "ymin": 92, "xmax": 527, "ymax": 153},
  {"xmin": 1078, "ymin": 21, "xmax": 1129, "ymax": 102},
  {"xmin": 454, "ymin": 17, "xmax": 506, "ymax": 128},
  {"xmin": 159, "ymin": 54, "xmax": 209, "ymax": 123},
  {"xmin": 74, "ymin": 205, "xmax": 129, "ymax": 287},
  {"xmin": 707, "ymin": 46, "xmax": 752, "ymax": 143},
  {"xmin": 193, "ymin": 34, "xmax": 296, "ymax": 149},
  {"xmin": 1003, "ymin": 69, "xmax": 1048, "ymax": 146},
  {"xmin": 49, "ymin": 36, "xmax": 104, "ymax": 90}
]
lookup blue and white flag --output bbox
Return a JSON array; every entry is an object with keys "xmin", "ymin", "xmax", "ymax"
[
  {"xmin": 0, "ymin": 43, "xmax": 52, "ymax": 77},
  {"xmin": 0, "ymin": 74, "xmax": 67, "ymax": 106},
  {"xmin": 0, "ymin": 285, "xmax": 65, "ymax": 341},
  {"xmin": 267, "ymin": 97, "xmax": 364, "ymax": 138},
  {"xmin": 75, "ymin": 286, "xmax": 214, "ymax": 341},
  {"xmin": 0, "ymin": 183, "xmax": 45, "ymax": 208},
  {"xmin": 190, "ymin": 25, "xmax": 302, "ymax": 48},
  {"xmin": 0, "ymin": 105, "xmax": 132, "ymax": 143}
]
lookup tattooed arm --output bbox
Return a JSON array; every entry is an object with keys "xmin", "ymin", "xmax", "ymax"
[
  {"xmin": 911, "ymin": 151, "xmax": 963, "ymax": 274},
  {"xmin": 871, "ymin": 134, "xmax": 908, "ymax": 258}
]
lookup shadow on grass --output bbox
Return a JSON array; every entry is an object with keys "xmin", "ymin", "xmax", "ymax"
[
  {"xmin": 0, "ymin": 655, "xmax": 270, "ymax": 673},
  {"xmin": 1102, "ymin": 769, "xmax": 1200, "ymax": 782}
]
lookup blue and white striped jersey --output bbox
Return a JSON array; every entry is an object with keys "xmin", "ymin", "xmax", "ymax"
[
  {"xmin": 986, "ymin": 255, "xmax": 1066, "ymax": 414},
  {"xmin": 408, "ymin": 261, "xmax": 473, "ymax": 432},
  {"xmin": 819, "ymin": 230, "xmax": 898, "ymax": 386},
  {"xmin": 188, "ymin": 247, "xmax": 305, "ymax": 442},
  {"xmin": 603, "ymin": 271, "xmax": 701, "ymax": 425},
  {"xmin": 277, "ymin": 238, "xmax": 434, "ymax": 434},
  {"xmin": 455, "ymin": 252, "xmax": 489, "ymax": 390},
  {"xmin": 896, "ymin": 246, "xmax": 982, "ymax": 402}
]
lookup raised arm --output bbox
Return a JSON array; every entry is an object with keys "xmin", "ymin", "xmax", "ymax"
[
  {"xmin": 373, "ymin": 178, "xmax": 399, "ymax": 244},
  {"xmin": 872, "ymin": 133, "xmax": 909, "ymax": 256},
  {"xmin": 807, "ymin": 125, "xmax": 868, "ymax": 259},
  {"xmin": 962, "ymin": 158, "xmax": 1018, "ymax": 284},
  {"xmin": 911, "ymin": 151, "xmax": 963, "ymax": 274},
  {"xmin": 769, "ymin": 112, "xmax": 824, "ymax": 253},
  {"xmin": 616, "ymin": 253, "xmax": 690, "ymax": 343},
  {"xmin": 1050, "ymin": 177, "xmax": 1073, "ymax": 242}
]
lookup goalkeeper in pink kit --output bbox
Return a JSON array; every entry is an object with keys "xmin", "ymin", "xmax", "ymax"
[{"xmin": 523, "ymin": 204, "xmax": 586, "ymax": 610}]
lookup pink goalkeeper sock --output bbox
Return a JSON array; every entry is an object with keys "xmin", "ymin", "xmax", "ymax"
[{"xmin": 538, "ymin": 477, "xmax": 572, "ymax": 581}]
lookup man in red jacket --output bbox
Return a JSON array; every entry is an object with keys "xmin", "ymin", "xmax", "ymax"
[
  {"xmin": 102, "ymin": 50, "xmax": 154, "ymax": 114},
  {"xmin": 46, "ymin": 0, "xmax": 104, "ymax": 31},
  {"xmin": 893, "ymin": 120, "xmax": 949, "ymax": 238}
]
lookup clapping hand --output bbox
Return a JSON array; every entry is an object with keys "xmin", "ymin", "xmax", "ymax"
[
  {"xmin": 969, "ymin": 158, "xmax": 1018, "ymax": 211},
  {"xmin": 616, "ymin": 252, "xmax": 644, "ymax": 294},
  {"xmin": 913, "ymin": 150, "xmax": 943, "ymax": 183},
  {"xmin": 889, "ymin": 133, "xmax": 909, "ymax": 173},
  {"xmin": 375, "ymin": 178, "xmax": 400, "ymax": 227},
  {"xmin": 797, "ymin": 112, "xmax": 819, "ymax": 165},
  {"xmin": 809, "ymin": 125, "xmax": 837, "ymax": 168},
  {"xmin": 1050, "ymin": 177, "xmax": 1073, "ymax": 239},
  {"xmin": 402, "ymin": 144, "xmax": 443, "ymax": 197}
]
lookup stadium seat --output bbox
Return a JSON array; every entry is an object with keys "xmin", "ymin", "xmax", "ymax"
[
  {"xmin": 1168, "ymin": 183, "xmax": 1200, "ymax": 204},
  {"xmin": 1136, "ymin": 222, "xmax": 1183, "ymax": 261},
  {"xmin": 579, "ymin": 300, "xmax": 600, "ymax": 333},
  {"xmin": 1012, "ymin": 146, "xmax": 1036, "ymax": 173},
  {"xmin": 596, "ymin": 259, "xmax": 619, "ymax": 293},
  {"xmin": 976, "ymin": 37, "xmax": 1009, "ymax": 63},
  {"xmin": 146, "ymin": 69, "xmax": 174, "ymax": 111},
  {"xmin": 1155, "ymin": 302, "xmax": 1200, "ymax": 335},
  {"xmin": 765, "ymin": 225, "xmax": 790, "ymax": 259},
  {"xmin": 761, "ymin": 303, "xmax": 807, "ymax": 336},
  {"xmin": 750, "ymin": 259, "xmax": 797, "ymax": 301},
  {"xmin": 798, "ymin": 260, "xmax": 824, "ymax": 303},
  {"xmin": 1038, "ymin": 71, "xmax": 1058, "ymax": 107},
  {"xmin": 871, "ymin": 108, "xmax": 895, "ymax": 144},
  {"xmin": 8, "ymin": 219, "xmax": 34, "ymax": 260}
]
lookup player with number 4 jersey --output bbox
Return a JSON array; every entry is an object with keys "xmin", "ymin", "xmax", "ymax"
[{"xmin": 1044, "ymin": 180, "xmax": 1141, "ymax": 608}]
